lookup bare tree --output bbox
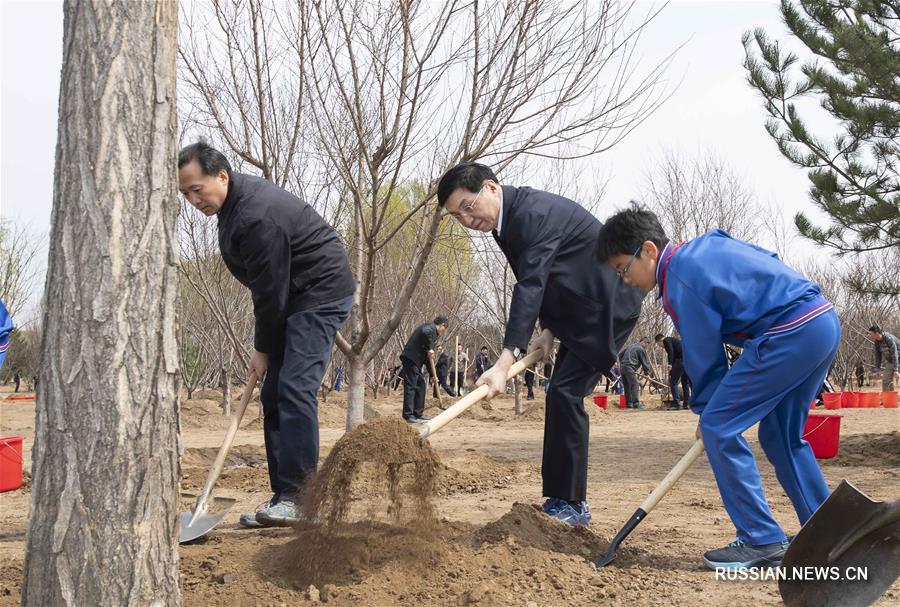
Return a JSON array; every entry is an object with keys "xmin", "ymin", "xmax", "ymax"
[
  {"xmin": 0, "ymin": 218, "xmax": 42, "ymax": 322},
  {"xmin": 641, "ymin": 149, "xmax": 764, "ymax": 243},
  {"xmin": 23, "ymin": 1, "xmax": 181, "ymax": 605},
  {"xmin": 180, "ymin": 0, "xmax": 673, "ymax": 428}
]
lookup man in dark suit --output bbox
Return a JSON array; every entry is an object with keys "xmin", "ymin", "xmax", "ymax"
[
  {"xmin": 437, "ymin": 163, "xmax": 642, "ymax": 526},
  {"xmin": 655, "ymin": 333, "xmax": 691, "ymax": 409},
  {"xmin": 178, "ymin": 142, "xmax": 355, "ymax": 528},
  {"xmin": 400, "ymin": 317, "xmax": 448, "ymax": 422},
  {"xmin": 474, "ymin": 346, "xmax": 491, "ymax": 377}
]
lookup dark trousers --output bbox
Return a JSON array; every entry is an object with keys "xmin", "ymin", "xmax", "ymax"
[
  {"xmin": 14, "ymin": 378, "xmax": 20, "ymax": 392},
  {"xmin": 433, "ymin": 370, "xmax": 455, "ymax": 396},
  {"xmin": 260, "ymin": 295, "xmax": 352, "ymax": 499},
  {"xmin": 621, "ymin": 365, "xmax": 640, "ymax": 407},
  {"xmin": 542, "ymin": 345, "xmax": 603, "ymax": 503},
  {"xmin": 401, "ymin": 357, "xmax": 426, "ymax": 419},
  {"xmin": 524, "ymin": 371, "xmax": 535, "ymax": 399},
  {"xmin": 669, "ymin": 360, "xmax": 691, "ymax": 408}
]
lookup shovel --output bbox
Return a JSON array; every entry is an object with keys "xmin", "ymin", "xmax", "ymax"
[
  {"xmin": 427, "ymin": 356, "xmax": 445, "ymax": 409},
  {"xmin": 419, "ymin": 350, "xmax": 543, "ymax": 438},
  {"xmin": 179, "ymin": 372, "xmax": 259, "ymax": 543},
  {"xmin": 595, "ymin": 438, "xmax": 705, "ymax": 567},
  {"xmin": 779, "ymin": 480, "xmax": 900, "ymax": 607}
]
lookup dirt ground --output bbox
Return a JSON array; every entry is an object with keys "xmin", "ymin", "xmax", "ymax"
[{"xmin": 1, "ymin": 384, "xmax": 899, "ymax": 606}]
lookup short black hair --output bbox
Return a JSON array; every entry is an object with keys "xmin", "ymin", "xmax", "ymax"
[
  {"xmin": 595, "ymin": 204, "xmax": 669, "ymax": 262},
  {"xmin": 178, "ymin": 141, "xmax": 232, "ymax": 177},
  {"xmin": 639, "ymin": 336, "xmax": 650, "ymax": 344},
  {"xmin": 434, "ymin": 316, "xmax": 449, "ymax": 327},
  {"xmin": 437, "ymin": 162, "xmax": 499, "ymax": 207},
  {"xmin": 869, "ymin": 324, "xmax": 882, "ymax": 333},
  {"xmin": 654, "ymin": 333, "xmax": 664, "ymax": 342},
  {"xmin": 480, "ymin": 346, "xmax": 488, "ymax": 351}
]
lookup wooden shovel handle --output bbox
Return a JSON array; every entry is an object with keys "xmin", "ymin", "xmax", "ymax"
[
  {"xmin": 420, "ymin": 350, "xmax": 543, "ymax": 438},
  {"xmin": 192, "ymin": 371, "xmax": 259, "ymax": 516},
  {"xmin": 427, "ymin": 356, "xmax": 444, "ymax": 407},
  {"xmin": 638, "ymin": 438, "xmax": 705, "ymax": 514}
]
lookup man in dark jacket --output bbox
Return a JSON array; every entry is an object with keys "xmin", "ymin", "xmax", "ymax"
[
  {"xmin": 655, "ymin": 333, "xmax": 691, "ymax": 409},
  {"xmin": 438, "ymin": 163, "xmax": 641, "ymax": 526},
  {"xmin": 474, "ymin": 346, "xmax": 491, "ymax": 377},
  {"xmin": 178, "ymin": 142, "xmax": 355, "ymax": 528},
  {"xmin": 869, "ymin": 324, "xmax": 899, "ymax": 391},
  {"xmin": 620, "ymin": 339, "xmax": 654, "ymax": 409},
  {"xmin": 431, "ymin": 346, "xmax": 456, "ymax": 396},
  {"xmin": 400, "ymin": 317, "xmax": 448, "ymax": 422}
]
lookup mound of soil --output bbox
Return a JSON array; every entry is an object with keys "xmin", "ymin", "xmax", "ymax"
[
  {"xmin": 822, "ymin": 432, "xmax": 900, "ymax": 469},
  {"xmin": 435, "ymin": 451, "xmax": 521, "ymax": 496},
  {"xmin": 475, "ymin": 502, "xmax": 603, "ymax": 558},
  {"xmin": 303, "ymin": 417, "xmax": 441, "ymax": 527}
]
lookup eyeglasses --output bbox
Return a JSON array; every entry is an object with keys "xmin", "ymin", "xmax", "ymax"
[
  {"xmin": 447, "ymin": 185, "xmax": 485, "ymax": 220},
  {"xmin": 617, "ymin": 246, "xmax": 642, "ymax": 278}
]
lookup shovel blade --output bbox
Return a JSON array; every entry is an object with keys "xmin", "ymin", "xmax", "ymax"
[
  {"xmin": 780, "ymin": 480, "xmax": 900, "ymax": 607},
  {"xmin": 179, "ymin": 510, "xmax": 229, "ymax": 543}
]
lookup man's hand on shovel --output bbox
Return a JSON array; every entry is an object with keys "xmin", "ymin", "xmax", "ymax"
[
  {"xmin": 249, "ymin": 350, "xmax": 269, "ymax": 380},
  {"xmin": 476, "ymin": 351, "xmax": 513, "ymax": 400},
  {"xmin": 528, "ymin": 329, "xmax": 554, "ymax": 363}
]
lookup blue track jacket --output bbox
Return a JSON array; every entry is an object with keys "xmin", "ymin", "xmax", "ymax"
[{"xmin": 657, "ymin": 230, "xmax": 833, "ymax": 414}]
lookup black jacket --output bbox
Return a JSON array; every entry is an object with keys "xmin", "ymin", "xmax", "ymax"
[
  {"xmin": 492, "ymin": 186, "xmax": 642, "ymax": 371},
  {"xmin": 400, "ymin": 322, "xmax": 438, "ymax": 367},
  {"xmin": 217, "ymin": 173, "xmax": 356, "ymax": 354},
  {"xmin": 661, "ymin": 336, "xmax": 684, "ymax": 364},
  {"xmin": 475, "ymin": 352, "xmax": 490, "ymax": 375},
  {"xmin": 436, "ymin": 352, "xmax": 449, "ymax": 375}
]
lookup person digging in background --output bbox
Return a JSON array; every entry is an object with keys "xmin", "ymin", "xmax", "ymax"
[
  {"xmin": 655, "ymin": 333, "xmax": 691, "ymax": 410},
  {"xmin": 868, "ymin": 324, "xmax": 899, "ymax": 392},
  {"xmin": 451, "ymin": 343, "xmax": 469, "ymax": 396},
  {"xmin": 474, "ymin": 346, "xmax": 491, "ymax": 378},
  {"xmin": 433, "ymin": 345, "xmax": 457, "ymax": 397},
  {"xmin": 178, "ymin": 142, "xmax": 355, "ymax": 528},
  {"xmin": 438, "ymin": 162, "xmax": 642, "ymax": 526},
  {"xmin": 400, "ymin": 317, "xmax": 448, "ymax": 422},
  {"xmin": 596, "ymin": 205, "xmax": 840, "ymax": 570},
  {"xmin": 619, "ymin": 338, "xmax": 654, "ymax": 409}
]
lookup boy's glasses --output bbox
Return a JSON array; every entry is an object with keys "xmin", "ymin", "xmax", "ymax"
[
  {"xmin": 617, "ymin": 246, "xmax": 642, "ymax": 278},
  {"xmin": 447, "ymin": 185, "xmax": 484, "ymax": 220}
]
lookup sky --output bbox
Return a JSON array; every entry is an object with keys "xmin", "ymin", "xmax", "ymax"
[{"xmin": 0, "ymin": 0, "xmax": 835, "ymax": 320}]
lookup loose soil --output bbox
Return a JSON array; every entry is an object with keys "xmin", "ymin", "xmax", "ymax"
[{"xmin": 2, "ymin": 386, "xmax": 898, "ymax": 606}]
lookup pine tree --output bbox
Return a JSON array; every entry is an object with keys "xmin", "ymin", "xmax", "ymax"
[{"xmin": 743, "ymin": 0, "xmax": 899, "ymax": 296}]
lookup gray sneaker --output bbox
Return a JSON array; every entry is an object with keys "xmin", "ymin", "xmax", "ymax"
[
  {"xmin": 255, "ymin": 498, "xmax": 302, "ymax": 527},
  {"xmin": 702, "ymin": 538, "xmax": 789, "ymax": 570},
  {"xmin": 238, "ymin": 497, "xmax": 275, "ymax": 528}
]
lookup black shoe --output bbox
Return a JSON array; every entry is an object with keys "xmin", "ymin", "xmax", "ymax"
[
  {"xmin": 416, "ymin": 415, "xmax": 432, "ymax": 422},
  {"xmin": 403, "ymin": 416, "xmax": 420, "ymax": 424},
  {"xmin": 702, "ymin": 538, "xmax": 789, "ymax": 570}
]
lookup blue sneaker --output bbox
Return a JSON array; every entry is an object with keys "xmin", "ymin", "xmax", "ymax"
[{"xmin": 541, "ymin": 498, "xmax": 591, "ymax": 526}]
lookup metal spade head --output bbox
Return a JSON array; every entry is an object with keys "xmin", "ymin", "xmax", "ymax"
[
  {"xmin": 178, "ymin": 495, "xmax": 238, "ymax": 543},
  {"xmin": 779, "ymin": 480, "xmax": 900, "ymax": 607}
]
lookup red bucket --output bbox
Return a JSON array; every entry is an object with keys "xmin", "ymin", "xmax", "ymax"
[
  {"xmin": 861, "ymin": 392, "xmax": 881, "ymax": 408},
  {"xmin": 802, "ymin": 414, "xmax": 841, "ymax": 459},
  {"xmin": 883, "ymin": 392, "xmax": 898, "ymax": 409},
  {"xmin": 0, "ymin": 436, "xmax": 24, "ymax": 492},
  {"xmin": 841, "ymin": 392, "xmax": 859, "ymax": 408},
  {"xmin": 619, "ymin": 394, "xmax": 627, "ymax": 409},
  {"xmin": 593, "ymin": 395, "xmax": 608, "ymax": 409},
  {"xmin": 822, "ymin": 392, "xmax": 842, "ymax": 410}
]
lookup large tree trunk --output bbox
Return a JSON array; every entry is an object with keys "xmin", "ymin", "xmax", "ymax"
[{"xmin": 23, "ymin": 2, "xmax": 181, "ymax": 606}]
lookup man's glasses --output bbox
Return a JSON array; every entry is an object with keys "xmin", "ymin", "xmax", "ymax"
[
  {"xmin": 447, "ymin": 185, "xmax": 485, "ymax": 220},
  {"xmin": 617, "ymin": 246, "xmax": 642, "ymax": 278}
]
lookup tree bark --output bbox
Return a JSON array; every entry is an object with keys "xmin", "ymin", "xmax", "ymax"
[
  {"xmin": 221, "ymin": 366, "xmax": 232, "ymax": 416},
  {"xmin": 346, "ymin": 356, "xmax": 367, "ymax": 429},
  {"xmin": 23, "ymin": 2, "xmax": 181, "ymax": 606}
]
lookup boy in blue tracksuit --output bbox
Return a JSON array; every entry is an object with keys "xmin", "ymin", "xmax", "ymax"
[{"xmin": 595, "ymin": 207, "xmax": 840, "ymax": 570}]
